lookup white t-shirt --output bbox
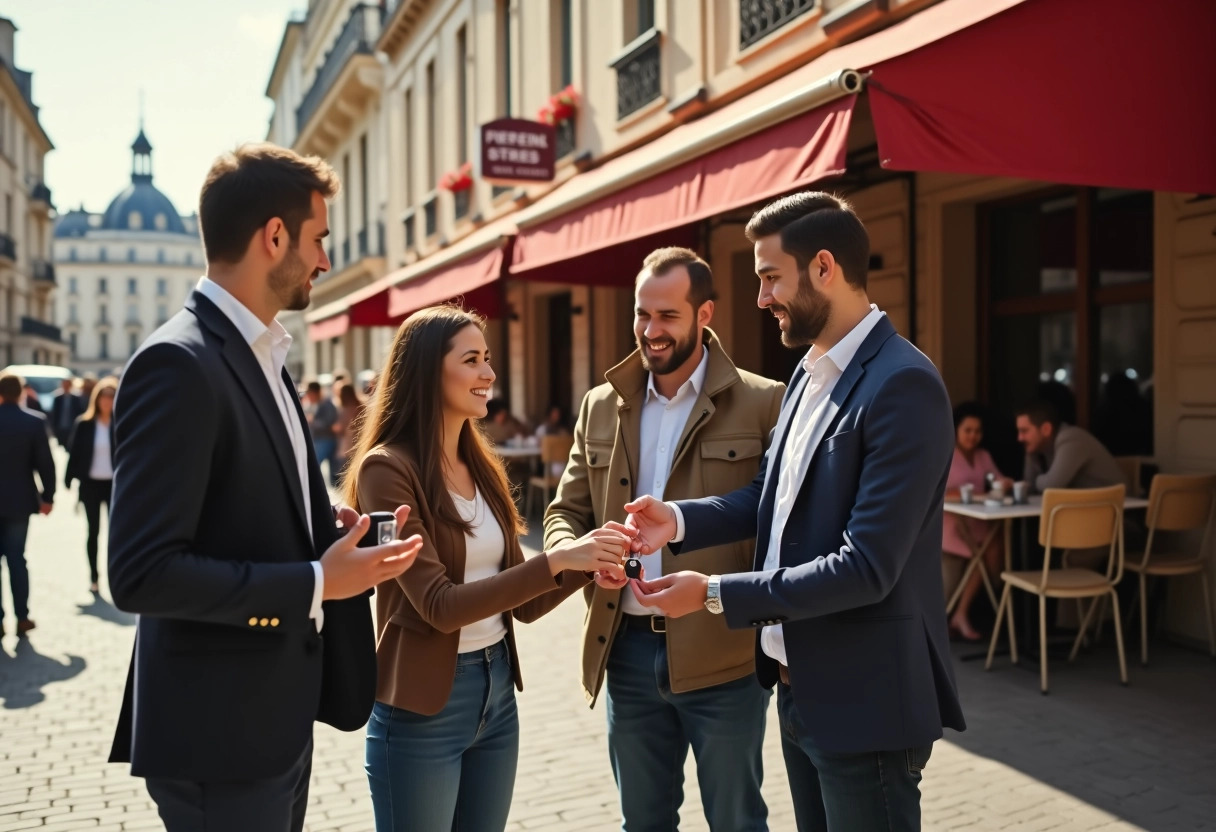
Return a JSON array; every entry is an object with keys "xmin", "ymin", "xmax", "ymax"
[
  {"xmin": 89, "ymin": 421, "xmax": 114, "ymax": 481},
  {"xmin": 454, "ymin": 488, "xmax": 509, "ymax": 654}
]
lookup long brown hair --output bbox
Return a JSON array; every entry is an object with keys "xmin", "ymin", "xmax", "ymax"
[
  {"xmin": 342, "ymin": 305, "xmax": 524, "ymax": 536},
  {"xmin": 81, "ymin": 376, "xmax": 118, "ymax": 422}
]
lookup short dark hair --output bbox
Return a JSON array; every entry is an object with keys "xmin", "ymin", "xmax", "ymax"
[
  {"xmin": 745, "ymin": 191, "xmax": 870, "ymax": 289},
  {"xmin": 199, "ymin": 143, "xmax": 340, "ymax": 265},
  {"xmin": 306, "ymin": 380, "xmax": 322, "ymax": 396},
  {"xmin": 0, "ymin": 372, "xmax": 23, "ymax": 401},
  {"xmin": 638, "ymin": 247, "xmax": 718, "ymax": 310},
  {"xmin": 953, "ymin": 401, "xmax": 986, "ymax": 430},
  {"xmin": 1016, "ymin": 400, "xmax": 1060, "ymax": 429}
]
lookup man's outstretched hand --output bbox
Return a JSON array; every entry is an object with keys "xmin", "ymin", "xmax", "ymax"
[
  {"xmin": 629, "ymin": 571, "xmax": 709, "ymax": 618},
  {"xmin": 623, "ymin": 495, "xmax": 677, "ymax": 555}
]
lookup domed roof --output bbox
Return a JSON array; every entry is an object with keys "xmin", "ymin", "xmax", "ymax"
[
  {"xmin": 101, "ymin": 181, "xmax": 188, "ymax": 234},
  {"xmin": 53, "ymin": 207, "xmax": 92, "ymax": 238}
]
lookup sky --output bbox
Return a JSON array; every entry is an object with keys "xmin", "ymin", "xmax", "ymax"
[{"xmin": 10, "ymin": 0, "xmax": 305, "ymax": 217}]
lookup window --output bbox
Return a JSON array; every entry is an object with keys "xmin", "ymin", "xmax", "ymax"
[
  {"xmin": 99, "ymin": 248, "xmax": 107, "ymax": 262},
  {"xmin": 68, "ymin": 277, "xmax": 77, "ymax": 293},
  {"xmin": 128, "ymin": 277, "xmax": 137, "ymax": 295},
  {"xmin": 456, "ymin": 26, "xmax": 469, "ymax": 164},
  {"xmin": 403, "ymin": 88, "xmax": 414, "ymax": 210},
  {"xmin": 69, "ymin": 332, "xmax": 77, "ymax": 355},
  {"xmin": 359, "ymin": 133, "xmax": 369, "ymax": 254},
  {"xmin": 129, "ymin": 332, "xmax": 138, "ymax": 354},
  {"xmin": 425, "ymin": 61, "xmax": 437, "ymax": 189},
  {"xmin": 69, "ymin": 247, "xmax": 77, "ymax": 262},
  {"xmin": 636, "ymin": 0, "xmax": 654, "ymax": 36},
  {"xmin": 99, "ymin": 304, "xmax": 108, "ymax": 323},
  {"xmin": 498, "ymin": 1, "xmax": 513, "ymax": 116},
  {"xmin": 185, "ymin": 251, "xmax": 193, "ymax": 265},
  {"xmin": 98, "ymin": 278, "xmax": 108, "ymax": 294},
  {"xmin": 157, "ymin": 249, "xmax": 165, "ymax": 263},
  {"xmin": 157, "ymin": 278, "xmax": 167, "ymax": 296},
  {"xmin": 343, "ymin": 152, "xmax": 352, "ymax": 262},
  {"xmin": 126, "ymin": 303, "xmax": 138, "ymax": 321},
  {"xmin": 980, "ymin": 188, "xmax": 1155, "ymax": 472},
  {"xmin": 69, "ymin": 303, "xmax": 77, "ymax": 322},
  {"xmin": 558, "ymin": 0, "xmax": 573, "ymax": 88},
  {"xmin": 128, "ymin": 213, "xmax": 142, "ymax": 231},
  {"xmin": 99, "ymin": 331, "xmax": 109, "ymax": 360},
  {"xmin": 128, "ymin": 247, "xmax": 137, "ymax": 262},
  {"xmin": 157, "ymin": 303, "xmax": 168, "ymax": 322}
]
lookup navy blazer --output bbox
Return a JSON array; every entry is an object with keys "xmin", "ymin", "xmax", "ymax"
[
  {"xmin": 0, "ymin": 402, "xmax": 55, "ymax": 517},
  {"xmin": 64, "ymin": 416, "xmax": 113, "ymax": 488},
  {"xmin": 673, "ymin": 316, "xmax": 965, "ymax": 753},
  {"xmin": 107, "ymin": 291, "xmax": 376, "ymax": 782}
]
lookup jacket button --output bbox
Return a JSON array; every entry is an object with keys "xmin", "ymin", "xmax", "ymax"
[
  {"xmin": 728, "ymin": 450, "xmax": 737, "ymax": 458},
  {"xmin": 597, "ymin": 635, "xmax": 606, "ymax": 644},
  {"xmin": 259, "ymin": 618, "xmax": 269, "ymax": 627},
  {"xmin": 619, "ymin": 478, "xmax": 628, "ymax": 486},
  {"xmin": 607, "ymin": 602, "xmax": 615, "ymax": 610},
  {"xmin": 270, "ymin": 618, "xmax": 280, "ymax": 627},
  {"xmin": 248, "ymin": 617, "xmax": 258, "ymax": 627}
]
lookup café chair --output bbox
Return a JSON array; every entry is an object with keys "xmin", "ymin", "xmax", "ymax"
[
  {"xmin": 525, "ymin": 434, "xmax": 574, "ymax": 520},
  {"xmin": 986, "ymin": 484, "xmax": 1128, "ymax": 694},
  {"xmin": 1124, "ymin": 473, "xmax": 1216, "ymax": 665}
]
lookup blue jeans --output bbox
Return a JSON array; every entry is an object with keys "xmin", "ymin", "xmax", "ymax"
[
  {"xmin": 605, "ymin": 623, "xmax": 770, "ymax": 832},
  {"xmin": 778, "ymin": 683, "xmax": 932, "ymax": 832},
  {"xmin": 0, "ymin": 517, "xmax": 31, "ymax": 621},
  {"xmin": 312, "ymin": 438, "xmax": 337, "ymax": 486},
  {"xmin": 366, "ymin": 640, "xmax": 519, "ymax": 832}
]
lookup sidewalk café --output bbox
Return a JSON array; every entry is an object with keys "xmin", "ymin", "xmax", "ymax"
[{"xmin": 304, "ymin": 0, "xmax": 1216, "ymax": 649}]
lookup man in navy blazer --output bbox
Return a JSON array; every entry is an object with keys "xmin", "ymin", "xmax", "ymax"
[
  {"xmin": 107, "ymin": 144, "xmax": 422, "ymax": 832},
  {"xmin": 625, "ymin": 192, "xmax": 965, "ymax": 832},
  {"xmin": 0, "ymin": 371, "xmax": 55, "ymax": 637}
]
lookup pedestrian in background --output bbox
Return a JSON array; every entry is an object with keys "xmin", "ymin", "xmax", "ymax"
[{"xmin": 65, "ymin": 375, "xmax": 119, "ymax": 594}]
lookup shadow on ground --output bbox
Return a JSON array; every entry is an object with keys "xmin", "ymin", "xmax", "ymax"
[
  {"xmin": 949, "ymin": 637, "xmax": 1216, "ymax": 830},
  {"xmin": 0, "ymin": 637, "xmax": 87, "ymax": 708},
  {"xmin": 77, "ymin": 592, "xmax": 136, "ymax": 627}
]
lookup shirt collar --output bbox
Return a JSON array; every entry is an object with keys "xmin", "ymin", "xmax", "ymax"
[
  {"xmin": 802, "ymin": 304, "xmax": 885, "ymax": 375},
  {"xmin": 646, "ymin": 342, "xmax": 710, "ymax": 403},
  {"xmin": 196, "ymin": 277, "xmax": 293, "ymax": 359}
]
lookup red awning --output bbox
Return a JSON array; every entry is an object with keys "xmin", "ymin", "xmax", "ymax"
[
  {"xmin": 308, "ymin": 313, "xmax": 351, "ymax": 342},
  {"xmin": 388, "ymin": 243, "xmax": 507, "ymax": 319},
  {"xmin": 511, "ymin": 95, "xmax": 855, "ymax": 276},
  {"xmin": 865, "ymin": 0, "xmax": 1216, "ymax": 194}
]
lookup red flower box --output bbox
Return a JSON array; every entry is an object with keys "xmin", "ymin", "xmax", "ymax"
[{"xmin": 439, "ymin": 161, "xmax": 473, "ymax": 193}]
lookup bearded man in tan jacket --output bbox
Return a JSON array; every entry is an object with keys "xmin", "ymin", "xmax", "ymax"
[{"xmin": 544, "ymin": 247, "xmax": 784, "ymax": 831}]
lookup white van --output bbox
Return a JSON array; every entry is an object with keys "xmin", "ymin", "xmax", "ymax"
[{"xmin": 2, "ymin": 364, "xmax": 74, "ymax": 410}]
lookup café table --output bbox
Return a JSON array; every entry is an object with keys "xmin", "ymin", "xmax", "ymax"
[
  {"xmin": 943, "ymin": 493, "xmax": 1148, "ymax": 659},
  {"xmin": 496, "ymin": 444, "xmax": 543, "ymax": 460}
]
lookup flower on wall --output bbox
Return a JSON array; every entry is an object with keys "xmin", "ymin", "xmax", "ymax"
[
  {"xmin": 439, "ymin": 161, "xmax": 473, "ymax": 192},
  {"xmin": 537, "ymin": 84, "xmax": 578, "ymax": 125}
]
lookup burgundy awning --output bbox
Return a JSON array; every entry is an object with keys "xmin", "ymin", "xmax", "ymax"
[{"xmin": 865, "ymin": 0, "xmax": 1216, "ymax": 194}]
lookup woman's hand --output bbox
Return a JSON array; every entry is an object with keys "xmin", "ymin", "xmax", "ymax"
[{"xmin": 546, "ymin": 522, "xmax": 635, "ymax": 578}]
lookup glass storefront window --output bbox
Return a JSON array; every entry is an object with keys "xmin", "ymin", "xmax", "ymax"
[{"xmin": 989, "ymin": 194, "xmax": 1077, "ymax": 301}]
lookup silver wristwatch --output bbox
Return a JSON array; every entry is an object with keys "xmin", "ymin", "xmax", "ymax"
[{"xmin": 705, "ymin": 575, "xmax": 723, "ymax": 615}]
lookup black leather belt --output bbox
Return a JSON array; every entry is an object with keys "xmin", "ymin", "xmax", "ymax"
[{"xmin": 622, "ymin": 614, "xmax": 666, "ymax": 633}]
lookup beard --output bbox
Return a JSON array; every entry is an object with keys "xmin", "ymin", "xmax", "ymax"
[
  {"xmin": 771, "ymin": 268, "xmax": 831, "ymax": 347},
  {"xmin": 269, "ymin": 242, "xmax": 315, "ymax": 312},
  {"xmin": 638, "ymin": 318, "xmax": 700, "ymax": 376}
]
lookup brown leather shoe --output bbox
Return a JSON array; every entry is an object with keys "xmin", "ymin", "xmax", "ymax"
[{"xmin": 16, "ymin": 619, "xmax": 36, "ymax": 637}]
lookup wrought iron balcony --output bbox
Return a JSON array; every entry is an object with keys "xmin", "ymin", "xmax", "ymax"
[
  {"xmin": 30, "ymin": 182, "xmax": 52, "ymax": 209},
  {"xmin": 32, "ymin": 259, "xmax": 55, "ymax": 284},
  {"xmin": 19, "ymin": 316, "xmax": 62, "ymax": 343},
  {"xmin": 423, "ymin": 196, "xmax": 437, "ymax": 238},
  {"xmin": 610, "ymin": 30, "xmax": 662, "ymax": 121},
  {"xmin": 556, "ymin": 118, "xmax": 576, "ymax": 159},
  {"xmin": 296, "ymin": 4, "xmax": 384, "ymax": 135},
  {"xmin": 0, "ymin": 232, "xmax": 15, "ymax": 262},
  {"xmin": 740, "ymin": 0, "xmax": 817, "ymax": 50}
]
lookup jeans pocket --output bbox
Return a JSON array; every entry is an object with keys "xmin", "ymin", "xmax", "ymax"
[{"xmin": 905, "ymin": 745, "xmax": 932, "ymax": 773}]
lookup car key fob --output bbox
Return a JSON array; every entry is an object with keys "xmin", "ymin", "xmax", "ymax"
[
  {"xmin": 624, "ymin": 557, "xmax": 642, "ymax": 580},
  {"xmin": 359, "ymin": 511, "xmax": 398, "ymax": 547}
]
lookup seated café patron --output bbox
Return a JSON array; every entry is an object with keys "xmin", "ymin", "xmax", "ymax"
[{"xmin": 1016, "ymin": 400, "xmax": 1124, "ymax": 494}]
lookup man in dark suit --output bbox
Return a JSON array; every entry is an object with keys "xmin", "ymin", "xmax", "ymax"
[
  {"xmin": 0, "ymin": 371, "xmax": 55, "ymax": 638},
  {"xmin": 625, "ymin": 192, "xmax": 965, "ymax": 832},
  {"xmin": 50, "ymin": 378, "xmax": 85, "ymax": 447},
  {"xmin": 108, "ymin": 144, "xmax": 423, "ymax": 832}
]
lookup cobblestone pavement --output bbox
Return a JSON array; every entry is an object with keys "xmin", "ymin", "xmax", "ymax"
[{"xmin": 2, "ymin": 469, "xmax": 1214, "ymax": 831}]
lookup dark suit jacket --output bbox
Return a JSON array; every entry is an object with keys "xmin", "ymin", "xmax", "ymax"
[
  {"xmin": 0, "ymin": 403, "xmax": 55, "ymax": 517},
  {"xmin": 65, "ymin": 417, "xmax": 112, "ymax": 488},
  {"xmin": 673, "ymin": 316, "xmax": 965, "ymax": 754},
  {"xmin": 50, "ymin": 390, "xmax": 85, "ymax": 444},
  {"xmin": 107, "ymin": 291, "xmax": 376, "ymax": 782}
]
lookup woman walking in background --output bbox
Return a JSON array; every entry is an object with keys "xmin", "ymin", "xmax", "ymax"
[
  {"xmin": 344, "ymin": 305, "xmax": 630, "ymax": 831},
  {"xmin": 65, "ymin": 376, "xmax": 118, "ymax": 593}
]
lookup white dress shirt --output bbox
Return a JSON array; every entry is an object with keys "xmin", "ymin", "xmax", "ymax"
[
  {"xmin": 670, "ymin": 305, "xmax": 885, "ymax": 665},
  {"xmin": 622, "ymin": 347, "xmax": 709, "ymax": 616},
  {"xmin": 195, "ymin": 278, "xmax": 325, "ymax": 629},
  {"xmin": 89, "ymin": 421, "xmax": 114, "ymax": 480}
]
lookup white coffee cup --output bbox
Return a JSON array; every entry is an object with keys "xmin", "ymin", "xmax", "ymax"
[{"xmin": 959, "ymin": 484, "xmax": 974, "ymax": 505}]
